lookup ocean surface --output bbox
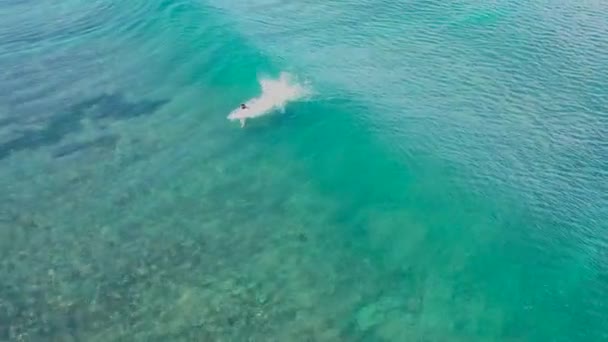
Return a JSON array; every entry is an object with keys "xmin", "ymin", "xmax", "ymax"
[{"xmin": 1, "ymin": 0, "xmax": 607, "ymax": 340}]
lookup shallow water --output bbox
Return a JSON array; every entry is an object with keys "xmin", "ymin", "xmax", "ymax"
[{"xmin": 1, "ymin": 0, "xmax": 607, "ymax": 341}]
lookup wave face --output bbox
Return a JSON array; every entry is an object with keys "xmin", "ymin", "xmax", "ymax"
[{"xmin": 1, "ymin": 0, "xmax": 607, "ymax": 341}]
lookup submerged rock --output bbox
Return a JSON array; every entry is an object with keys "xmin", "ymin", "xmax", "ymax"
[{"xmin": 356, "ymin": 296, "xmax": 402, "ymax": 331}]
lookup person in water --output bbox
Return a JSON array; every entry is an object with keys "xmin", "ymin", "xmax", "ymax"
[{"xmin": 238, "ymin": 104, "xmax": 248, "ymax": 127}]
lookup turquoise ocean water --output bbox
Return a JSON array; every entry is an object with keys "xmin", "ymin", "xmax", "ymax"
[{"xmin": 1, "ymin": 0, "xmax": 607, "ymax": 340}]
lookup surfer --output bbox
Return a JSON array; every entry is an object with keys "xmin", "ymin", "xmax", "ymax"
[
  {"xmin": 239, "ymin": 104, "xmax": 248, "ymax": 127},
  {"xmin": 227, "ymin": 73, "xmax": 305, "ymax": 128}
]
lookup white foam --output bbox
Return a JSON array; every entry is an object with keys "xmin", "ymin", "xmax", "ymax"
[{"xmin": 227, "ymin": 72, "xmax": 308, "ymax": 124}]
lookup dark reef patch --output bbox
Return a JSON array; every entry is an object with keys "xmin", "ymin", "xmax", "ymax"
[
  {"xmin": 0, "ymin": 93, "xmax": 168, "ymax": 160},
  {"xmin": 52, "ymin": 134, "xmax": 119, "ymax": 158}
]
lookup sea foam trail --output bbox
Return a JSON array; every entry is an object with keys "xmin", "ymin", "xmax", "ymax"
[{"xmin": 227, "ymin": 72, "xmax": 308, "ymax": 124}]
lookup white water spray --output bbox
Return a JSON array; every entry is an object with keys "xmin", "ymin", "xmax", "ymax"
[{"xmin": 227, "ymin": 72, "xmax": 308, "ymax": 126}]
